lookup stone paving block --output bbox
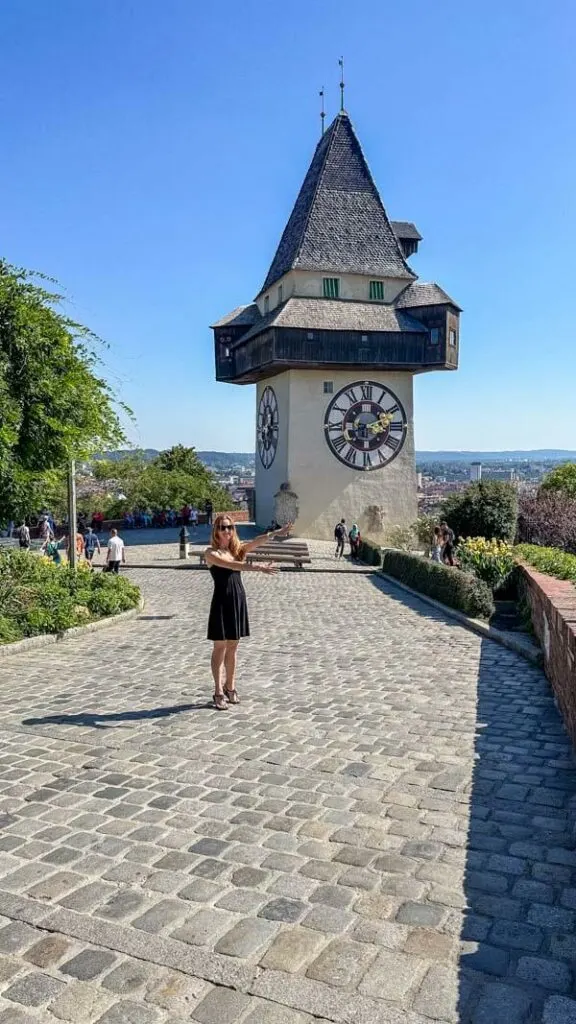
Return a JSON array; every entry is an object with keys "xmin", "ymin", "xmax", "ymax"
[
  {"xmin": 0, "ymin": 1009, "xmax": 37, "ymax": 1023},
  {"xmin": 4, "ymin": 971, "xmax": 66, "ymax": 1007},
  {"xmin": 191, "ymin": 987, "xmax": 252, "ymax": 1024},
  {"xmin": 359, "ymin": 949, "xmax": 427, "ymax": 1002},
  {"xmin": 61, "ymin": 949, "xmax": 117, "ymax": 981},
  {"xmin": 23, "ymin": 935, "xmax": 72, "ymax": 968},
  {"xmin": 306, "ymin": 939, "xmax": 376, "ymax": 988},
  {"xmin": 145, "ymin": 969, "xmax": 208, "ymax": 1015},
  {"xmin": 516, "ymin": 955, "xmax": 572, "ymax": 992},
  {"xmin": 472, "ymin": 982, "xmax": 532, "ymax": 1024},
  {"xmin": 395, "ymin": 902, "xmax": 446, "ymax": 928},
  {"xmin": 216, "ymin": 889, "xmax": 266, "ymax": 914},
  {"xmin": 301, "ymin": 905, "xmax": 354, "ymax": 934},
  {"xmin": 490, "ymin": 919, "xmax": 543, "ymax": 952},
  {"xmin": 404, "ymin": 928, "xmax": 455, "ymax": 961},
  {"xmin": 412, "ymin": 964, "xmax": 458, "ymax": 1022},
  {"xmin": 132, "ymin": 899, "xmax": 187, "ymax": 933},
  {"xmin": 48, "ymin": 980, "xmax": 114, "ymax": 1022},
  {"xmin": 172, "ymin": 909, "xmax": 235, "ymax": 947},
  {"xmin": 215, "ymin": 918, "xmax": 279, "ymax": 957},
  {"xmin": 259, "ymin": 899, "xmax": 307, "ymax": 924},
  {"xmin": 102, "ymin": 960, "xmax": 151, "ymax": 994},
  {"xmin": 260, "ymin": 927, "xmax": 325, "ymax": 973},
  {"xmin": 0, "ymin": 925, "xmax": 39, "ymax": 956},
  {"xmin": 543, "ymin": 995, "xmax": 576, "ymax": 1023},
  {"xmin": 95, "ymin": 1001, "xmax": 162, "ymax": 1023}
]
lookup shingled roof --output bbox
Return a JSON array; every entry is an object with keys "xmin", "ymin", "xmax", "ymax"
[
  {"xmin": 395, "ymin": 282, "xmax": 461, "ymax": 311},
  {"xmin": 390, "ymin": 221, "xmax": 422, "ymax": 242},
  {"xmin": 260, "ymin": 113, "xmax": 416, "ymax": 294},
  {"xmin": 235, "ymin": 297, "xmax": 427, "ymax": 345},
  {"xmin": 211, "ymin": 304, "xmax": 260, "ymax": 329}
]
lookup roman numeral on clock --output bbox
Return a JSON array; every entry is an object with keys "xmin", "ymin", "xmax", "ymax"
[
  {"xmin": 345, "ymin": 389, "xmax": 357, "ymax": 403},
  {"xmin": 361, "ymin": 385, "xmax": 373, "ymax": 400},
  {"xmin": 384, "ymin": 404, "xmax": 399, "ymax": 416},
  {"xmin": 363, "ymin": 452, "xmax": 371, "ymax": 469},
  {"xmin": 389, "ymin": 420, "xmax": 404, "ymax": 432},
  {"xmin": 333, "ymin": 436, "xmax": 347, "ymax": 453},
  {"xmin": 385, "ymin": 435, "xmax": 400, "ymax": 451}
]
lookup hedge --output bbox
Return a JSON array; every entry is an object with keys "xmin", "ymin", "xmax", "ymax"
[
  {"xmin": 515, "ymin": 544, "xmax": 576, "ymax": 584},
  {"xmin": 381, "ymin": 550, "xmax": 495, "ymax": 620},
  {"xmin": 359, "ymin": 539, "xmax": 382, "ymax": 567}
]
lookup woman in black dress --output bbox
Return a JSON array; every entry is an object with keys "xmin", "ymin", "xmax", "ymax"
[{"xmin": 205, "ymin": 514, "xmax": 289, "ymax": 710}]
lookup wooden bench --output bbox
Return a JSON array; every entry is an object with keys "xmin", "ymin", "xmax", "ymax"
[{"xmin": 192, "ymin": 539, "xmax": 311, "ymax": 569}]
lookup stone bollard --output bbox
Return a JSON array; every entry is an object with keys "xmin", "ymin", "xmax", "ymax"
[{"xmin": 179, "ymin": 526, "xmax": 189, "ymax": 559}]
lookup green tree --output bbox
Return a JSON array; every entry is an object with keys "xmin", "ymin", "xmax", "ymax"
[
  {"xmin": 154, "ymin": 445, "xmax": 206, "ymax": 476},
  {"xmin": 540, "ymin": 463, "xmax": 576, "ymax": 499},
  {"xmin": 0, "ymin": 261, "xmax": 128, "ymax": 520},
  {"xmin": 441, "ymin": 481, "xmax": 518, "ymax": 542}
]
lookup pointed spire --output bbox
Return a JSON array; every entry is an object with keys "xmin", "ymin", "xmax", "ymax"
[
  {"xmin": 259, "ymin": 112, "xmax": 416, "ymax": 294},
  {"xmin": 338, "ymin": 57, "xmax": 345, "ymax": 112}
]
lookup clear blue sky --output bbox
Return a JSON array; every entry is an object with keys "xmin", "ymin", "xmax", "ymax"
[{"xmin": 2, "ymin": 0, "xmax": 575, "ymax": 452}]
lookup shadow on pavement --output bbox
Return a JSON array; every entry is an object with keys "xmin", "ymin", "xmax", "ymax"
[
  {"xmin": 369, "ymin": 573, "xmax": 576, "ymax": 1022},
  {"xmin": 22, "ymin": 701, "xmax": 213, "ymax": 730}
]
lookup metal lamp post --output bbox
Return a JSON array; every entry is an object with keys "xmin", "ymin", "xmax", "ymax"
[{"xmin": 67, "ymin": 459, "xmax": 77, "ymax": 568}]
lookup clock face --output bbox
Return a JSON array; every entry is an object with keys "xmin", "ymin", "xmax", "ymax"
[
  {"xmin": 257, "ymin": 386, "xmax": 279, "ymax": 469},
  {"xmin": 324, "ymin": 380, "xmax": 408, "ymax": 471}
]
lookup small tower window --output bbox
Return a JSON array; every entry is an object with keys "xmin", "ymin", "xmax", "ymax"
[
  {"xmin": 449, "ymin": 328, "xmax": 457, "ymax": 347},
  {"xmin": 278, "ymin": 284, "xmax": 283, "ymax": 305},
  {"xmin": 307, "ymin": 332, "xmax": 314, "ymax": 340},
  {"xmin": 264, "ymin": 295, "xmax": 269, "ymax": 314},
  {"xmin": 369, "ymin": 280, "xmax": 384, "ymax": 301},
  {"xmin": 430, "ymin": 328, "xmax": 440, "ymax": 345},
  {"xmin": 323, "ymin": 381, "xmax": 333, "ymax": 394},
  {"xmin": 323, "ymin": 277, "xmax": 340, "ymax": 299}
]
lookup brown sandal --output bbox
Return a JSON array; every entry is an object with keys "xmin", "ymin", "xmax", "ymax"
[
  {"xmin": 213, "ymin": 693, "xmax": 228, "ymax": 711},
  {"xmin": 224, "ymin": 688, "xmax": 240, "ymax": 705}
]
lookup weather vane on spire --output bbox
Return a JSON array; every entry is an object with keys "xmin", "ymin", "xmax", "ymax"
[
  {"xmin": 338, "ymin": 56, "xmax": 345, "ymax": 111},
  {"xmin": 319, "ymin": 87, "xmax": 325, "ymax": 136}
]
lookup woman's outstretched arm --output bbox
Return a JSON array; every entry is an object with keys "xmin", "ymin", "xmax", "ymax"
[
  {"xmin": 242, "ymin": 523, "xmax": 291, "ymax": 554},
  {"xmin": 205, "ymin": 549, "xmax": 277, "ymax": 574}
]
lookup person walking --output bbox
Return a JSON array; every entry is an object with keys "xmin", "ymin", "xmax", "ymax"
[
  {"xmin": 104, "ymin": 528, "xmax": 126, "ymax": 573},
  {"xmin": 349, "ymin": 523, "xmax": 361, "ymax": 560},
  {"xmin": 441, "ymin": 522, "xmax": 455, "ymax": 566},
  {"xmin": 205, "ymin": 515, "xmax": 289, "ymax": 710},
  {"xmin": 334, "ymin": 518, "xmax": 348, "ymax": 559},
  {"xmin": 431, "ymin": 526, "xmax": 443, "ymax": 562},
  {"xmin": 38, "ymin": 516, "xmax": 52, "ymax": 544},
  {"xmin": 83, "ymin": 527, "xmax": 101, "ymax": 568},
  {"xmin": 17, "ymin": 521, "xmax": 31, "ymax": 550},
  {"xmin": 205, "ymin": 499, "xmax": 213, "ymax": 526}
]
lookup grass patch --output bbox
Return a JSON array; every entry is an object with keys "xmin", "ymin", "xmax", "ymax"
[{"xmin": 515, "ymin": 544, "xmax": 576, "ymax": 584}]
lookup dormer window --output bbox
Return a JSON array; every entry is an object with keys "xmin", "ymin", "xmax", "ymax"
[
  {"xmin": 278, "ymin": 284, "xmax": 283, "ymax": 305},
  {"xmin": 264, "ymin": 295, "xmax": 269, "ymax": 314},
  {"xmin": 323, "ymin": 277, "xmax": 340, "ymax": 299},
  {"xmin": 449, "ymin": 328, "xmax": 457, "ymax": 347},
  {"xmin": 369, "ymin": 280, "xmax": 385, "ymax": 301},
  {"xmin": 430, "ymin": 328, "xmax": 440, "ymax": 345}
]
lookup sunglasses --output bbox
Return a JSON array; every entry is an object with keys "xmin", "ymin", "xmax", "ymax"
[{"xmin": 218, "ymin": 524, "xmax": 234, "ymax": 532}]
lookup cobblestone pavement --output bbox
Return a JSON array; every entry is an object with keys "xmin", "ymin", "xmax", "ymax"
[{"xmin": 0, "ymin": 564, "xmax": 574, "ymax": 1023}]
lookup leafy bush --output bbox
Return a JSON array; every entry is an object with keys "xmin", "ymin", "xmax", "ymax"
[
  {"xmin": 442, "ymin": 481, "xmax": 518, "ymax": 542},
  {"xmin": 413, "ymin": 514, "xmax": 437, "ymax": 555},
  {"xmin": 457, "ymin": 537, "xmax": 516, "ymax": 592},
  {"xmin": 517, "ymin": 492, "xmax": 576, "ymax": 554},
  {"xmin": 386, "ymin": 525, "xmax": 414, "ymax": 551},
  {"xmin": 359, "ymin": 539, "xmax": 382, "ymax": 567},
  {"xmin": 540, "ymin": 462, "xmax": 576, "ymax": 499},
  {"xmin": 515, "ymin": 544, "xmax": 576, "ymax": 584},
  {"xmin": 0, "ymin": 549, "xmax": 140, "ymax": 643},
  {"xmin": 381, "ymin": 549, "xmax": 495, "ymax": 619}
]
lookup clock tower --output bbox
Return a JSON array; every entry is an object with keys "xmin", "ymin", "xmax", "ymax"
[{"xmin": 212, "ymin": 110, "xmax": 460, "ymax": 540}]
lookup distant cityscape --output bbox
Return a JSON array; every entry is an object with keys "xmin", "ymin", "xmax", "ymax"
[{"xmin": 101, "ymin": 449, "xmax": 576, "ymax": 516}]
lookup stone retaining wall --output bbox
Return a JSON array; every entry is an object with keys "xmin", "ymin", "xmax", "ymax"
[{"xmin": 520, "ymin": 564, "xmax": 576, "ymax": 745}]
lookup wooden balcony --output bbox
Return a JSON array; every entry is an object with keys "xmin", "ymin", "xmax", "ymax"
[{"xmin": 214, "ymin": 325, "xmax": 458, "ymax": 384}]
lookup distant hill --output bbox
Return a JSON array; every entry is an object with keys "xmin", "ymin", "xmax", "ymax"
[
  {"xmin": 416, "ymin": 450, "xmax": 576, "ymax": 463},
  {"xmin": 97, "ymin": 448, "xmax": 575, "ymax": 466}
]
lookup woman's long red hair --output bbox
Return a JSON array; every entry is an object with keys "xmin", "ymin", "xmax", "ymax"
[{"xmin": 211, "ymin": 514, "xmax": 246, "ymax": 561}]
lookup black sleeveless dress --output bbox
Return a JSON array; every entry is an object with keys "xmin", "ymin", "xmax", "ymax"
[{"xmin": 207, "ymin": 565, "xmax": 250, "ymax": 641}]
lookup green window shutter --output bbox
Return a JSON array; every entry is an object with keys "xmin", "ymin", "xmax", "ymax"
[
  {"xmin": 369, "ymin": 280, "xmax": 384, "ymax": 301},
  {"xmin": 323, "ymin": 277, "xmax": 340, "ymax": 299}
]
